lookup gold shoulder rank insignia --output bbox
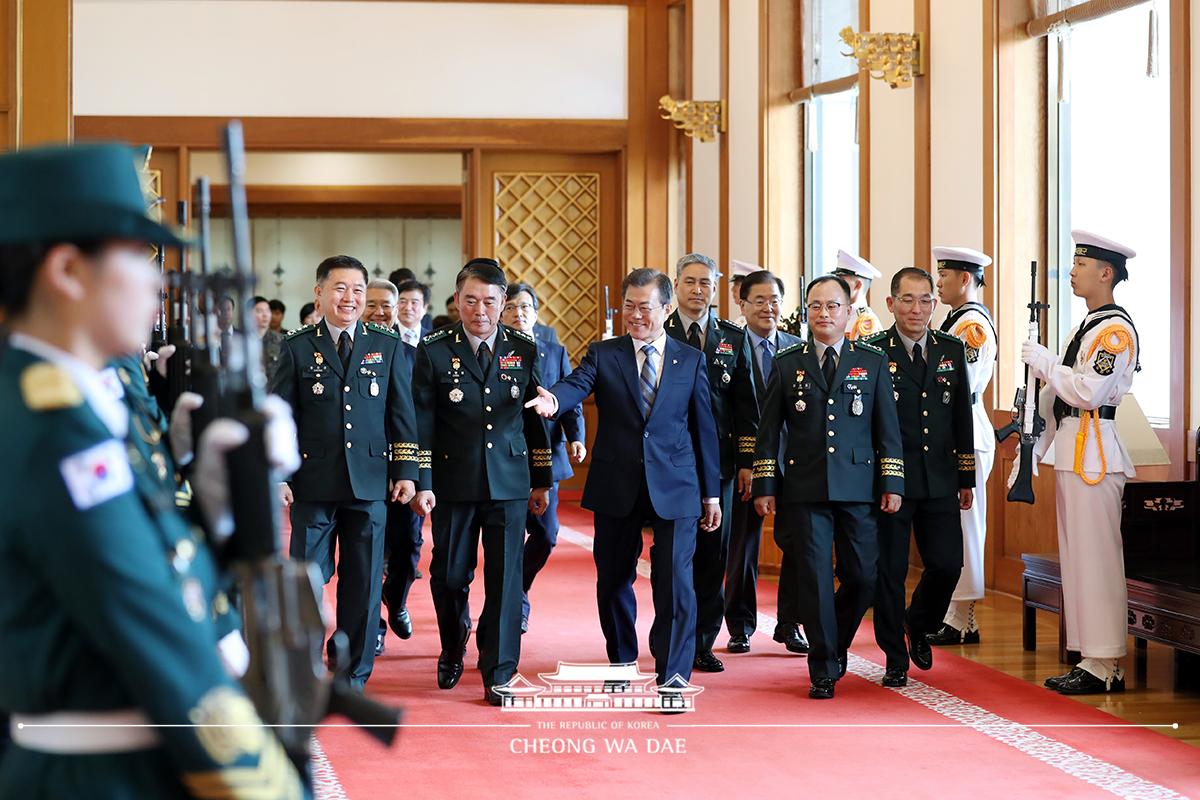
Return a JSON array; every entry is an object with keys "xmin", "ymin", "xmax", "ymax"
[
  {"xmin": 20, "ymin": 362, "xmax": 83, "ymax": 411},
  {"xmin": 859, "ymin": 331, "xmax": 887, "ymax": 345},
  {"xmin": 187, "ymin": 686, "xmax": 265, "ymax": 765},
  {"xmin": 717, "ymin": 318, "xmax": 744, "ymax": 334},
  {"xmin": 284, "ymin": 324, "xmax": 315, "ymax": 341},
  {"xmin": 367, "ymin": 321, "xmax": 399, "ymax": 338},
  {"xmin": 776, "ymin": 342, "xmax": 804, "ymax": 357},
  {"xmin": 423, "ymin": 328, "xmax": 452, "ymax": 345}
]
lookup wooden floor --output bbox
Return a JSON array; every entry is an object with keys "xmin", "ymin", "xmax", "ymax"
[{"xmin": 876, "ymin": 571, "xmax": 1200, "ymax": 748}]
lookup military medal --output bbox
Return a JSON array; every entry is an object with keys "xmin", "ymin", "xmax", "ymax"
[
  {"xmin": 449, "ymin": 388, "xmax": 464, "ymax": 403},
  {"xmin": 943, "ymin": 390, "xmax": 951, "ymax": 405},
  {"xmin": 722, "ymin": 371, "xmax": 731, "ymax": 384},
  {"xmin": 315, "ymin": 352, "xmax": 324, "ymax": 365},
  {"xmin": 851, "ymin": 392, "xmax": 864, "ymax": 417},
  {"xmin": 889, "ymin": 361, "xmax": 897, "ymax": 374},
  {"xmin": 312, "ymin": 382, "xmax": 325, "ymax": 396},
  {"xmin": 451, "ymin": 356, "xmax": 462, "ymax": 372},
  {"xmin": 795, "ymin": 397, "xmax": 806, "ymax": 413},
  {"xmin": 510, "ymin": 384, "xmax": 520, "ymax": 399},
  {"xmin": 894, "ymin": 391, "xmax": 900, "ymax": 401},
  {"xmin": 370, "ymin": 378, "xmax": 379, "ymax": 397}
]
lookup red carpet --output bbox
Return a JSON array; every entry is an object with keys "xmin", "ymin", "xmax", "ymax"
[{"xmin": 303, "ymin": 500, "xmax": 1200, "ymax": 799}]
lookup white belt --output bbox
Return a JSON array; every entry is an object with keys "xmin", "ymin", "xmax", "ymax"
[{"xmin": 10, "ymin": 709, "xmax": 161, "ymax": 754}]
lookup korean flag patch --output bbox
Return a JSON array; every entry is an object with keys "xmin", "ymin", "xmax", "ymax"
[
  {"xmin": 1093, "ymin": 349, "xmax": 1117, "ymax": 376},
  {"xmin": 60, "ymin": 439, "xmax": 134, "ymax": 510}
]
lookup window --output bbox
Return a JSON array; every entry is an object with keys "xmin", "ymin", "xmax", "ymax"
[
  {"xmin": 801, "ymin": 0, "xmax": 860, "ymax": 281},
  {"xmin": 1050, "ymin": 4, "xmax": 1171, "ymax": 423}
]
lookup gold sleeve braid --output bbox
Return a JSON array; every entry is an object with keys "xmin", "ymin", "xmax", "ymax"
[
  {"xmin": 389, "ymin": 442, "xmax": 419, "ymax": 463},
  {"xmin": 531, "ymin": 448, "xmax": 553, "ymax": 469},
  {"xmin": 752, "ymin": 459, "xmax": 777, "ymax": 479},
  {"xmin": 418, "ymin": 449, "xmax": 432, "ymax": 470},
  {"xmin": 737, "ymin": 436, "xmax": 756, "ymax": 455},
  {"xmin": 879, "ymin": 457, "xmax": 905, "ymax": 479},
  {"xmin": 958, "ymin": 452, "xmax": 976, "ymax": 472}
]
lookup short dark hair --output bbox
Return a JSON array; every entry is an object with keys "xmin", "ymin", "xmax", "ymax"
[
  {"xmin": 890, "ymin": 267, "xmax": 934, "ymax": 295},
  {"xmin": 445, "ymin": 295, "xmax": 455, "ymax": 308},
  {"xmin": 397, "ymin": 279, "xmax": 431, "ymax": 304},
  {"xmin": 269, "ymin": 299, "xmax": 286, "ymax": 314},
  {"xmin": 731, "ymin": 274, "xmax": 746, "ymax": 286},
  {"xmin": 316, "ymin": 255, "xmax": 368, "ymax": 284},
  {"xmin": 389, "ymin": 267, "xmax": 416, "ymax": 286},
  {"xmin": 431, "ymin": 314, "xmax": 451, "ymax": 328},
  {"xmin": 0, "ymin": 240, "xmax": 106, "ymax": 315},
  {"xmin": 805, "ymin": 274, "xmax": 852, "ymax": 302},
  {"xmin": 739, "ymin": 269, "xmax": 785, "ymax": 301},
  {"xmin": 299, "ymin": 302, "xmax": 316, "ymax": 324},
  {"xmin": 249, "ymin": 295, "xmax": 269, "ymax": 310},
  {"xmin": 455, "ymin": 257, "xmax": 507, "ymax": 292},
  {"xmin": 506, "ymin": 281, "xmax": 540, "ymax": 310},
  {"xmin": 621, "ymin": 268, "xmax": 673, "ymax": 306}
]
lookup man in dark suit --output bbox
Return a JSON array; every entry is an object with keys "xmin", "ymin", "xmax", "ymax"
[
  {"xmin": 723, "ymin": 270, "xmax": 807, "ymax": 655},
  {"xmin": 665, "ymin": 253, "xmax": 757, "ymax": 673},
  {"xmin": 527, "ymin": 268, "xmax": 721, "ymax": 687},
  {"xmin": 364, "ymin": 279, "xmax": 422, "ymax": 654},
  {"xmin": 411, "ymin": 259, "xmax": 553, "ymax": 705},
  {"xmin": 501, "ymin": 282, "xmax": 586, "ymax": 633},
  {"xmin": 389, "ymin": 268, "xmax": 433, "ymax": 334},
  {"xmin": 753, "ymin": 275, "xmax": 904, "ymax": 700},
  {"xmin": 863, "ymin": 267, "xmax": 973, "ymax": 687},
  {"xmin": 270, "ymin": 255, "xmax": 419, "ymax": 689}
]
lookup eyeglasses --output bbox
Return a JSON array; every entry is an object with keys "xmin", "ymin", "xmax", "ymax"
[
  {"xmin": 504, "ymin": 303, "xmax": 536, "ymax": 314},
  {"xmin": 806, "ymin": 301, "xmax": 844, "ymax": 315},
  {"xmin": 893, "ymin": 295, "xmax": 934, "ymax": 309},
  {"xmin": 747, "ymin": 298, "xmax": 781, "ymax": 310},
  {"xmin": 622, "ymin": 302, "xmax": 664, "ymax": 316}
]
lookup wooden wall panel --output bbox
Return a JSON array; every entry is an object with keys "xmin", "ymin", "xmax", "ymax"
[{"xmin": 19, "ymin": 0, "xmax": 71, "ymax": 145}]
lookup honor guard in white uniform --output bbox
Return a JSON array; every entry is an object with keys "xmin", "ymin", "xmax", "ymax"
[
  {"xmin": 1018, "ymin": 229, "xmax": 1139, "ymax": 695},
  {"xmin": 832, "ymin": 250, "xmax": 883, "ymax": 341},
  {"xmin": 929, "ymin": 247, "xmax": 997, "ymax": 645}
]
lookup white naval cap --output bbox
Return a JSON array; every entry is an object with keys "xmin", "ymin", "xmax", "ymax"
[
  {"xmin": 831, "ymin": 249, "xmax": 881, "ymax": 281},
  {"xmin": 731, "ymin": 259, "xmax": 760, "ymax": 276},
  {"xmin": 932, "ymin": 246, "xmax": 992, "ymax": 285},
  {"xmin": 1072, "ymin": 230, "xmax": 1135, "ymax": 281}
]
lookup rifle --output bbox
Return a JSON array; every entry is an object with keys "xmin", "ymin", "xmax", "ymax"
[
  {"xmin": 151, "ymin": 244, "xmax": 169, "ymax": 351},
  {"xmin": 998, "ymin": 260, "xmax": 1049, "ymax": 504},
  {"xmin": 164, "ymin": 200, "xmax": 193, "ymax": 412},
  {"xmin": 603, "ymin": 285, "xmax": 615, "ymax": 339},
  {"xmin": 214, "ymin": 121, "xmax": 401, "ymax": 771}
]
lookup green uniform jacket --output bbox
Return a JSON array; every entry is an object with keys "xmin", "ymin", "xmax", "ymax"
[{"xmin": 0, "ymin": 345, "xmax": 303, "ymax": 799}]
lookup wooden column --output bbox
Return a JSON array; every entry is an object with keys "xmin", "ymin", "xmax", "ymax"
[{"xmin": 17, "ymin": 0, "xmax": 72, "ymax": 146}]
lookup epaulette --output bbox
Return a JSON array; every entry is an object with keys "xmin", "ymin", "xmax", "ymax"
[
  {"xmin": 717, "ymin": 318, "xmax": 744, "ymax": 334},
  {"xmin": 506, "ymin": 327, "xmax": 536, "ymax": 345},
  {"xmin": 20, "ymin": 362, "xmax": 83, "ymax": 411},
  {"xmin": 931, "ymin": 329, "xmax": 962, "ymax": 344},
  {"xmin": 859, "ymin": 331, "xmax": 887, "ymax": 346},
  {"xmin": 367, "ymin": 322, "xmax": 399, "ymax": 338},
  {"xmin": 422, "ymin": 327, "xmax": 453, "ymax": 345},
  {"xmin": 776, "ymin": 342, "xmax": 804, "ymax": 358},
  {"xmin": 284, "ymin": 324, "xmax": 315, "ymax": 341},
  {"xmin": 853, "ymin": 341, "xmax": 885, "ymax": 357}
]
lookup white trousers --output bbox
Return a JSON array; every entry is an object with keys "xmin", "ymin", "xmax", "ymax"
[
  {"xmin": 951, "ymin": 449, "xmax": 994, "ymax": 603},
  {"xmin": 1055, "ymin": 469, "xmax": 1128, "ymax": 659}
]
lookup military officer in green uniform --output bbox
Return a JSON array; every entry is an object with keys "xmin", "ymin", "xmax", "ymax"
[
  {"xmin": 270, "ymin": 255, "xmax": 419, "ymax": 690},
  {"xmin": 863, "ymin": 267, "xmax": 974, "ymax": 687},
  {"xmin": 411, "ymin": 258, "xmax": 553, "ymax": 705},
  {"xmin": 752, "ymin": 275, "xmax": 904, "ymax": 700},
  {"xmin": 665, "ymin": 253, "xmax": 758, "ymax": 673},
  {"xmin": 0, "ymin": 144, "xmax": 304, "ymax": 798}
]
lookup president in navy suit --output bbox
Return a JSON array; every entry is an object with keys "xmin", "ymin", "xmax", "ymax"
[
  {"xmin": 501, "ymin": 282, "xmax": 586, "ymax": 633},
  {"xmin": 527, "ymin": 268, "xmax": 721, "ymax": 686}
]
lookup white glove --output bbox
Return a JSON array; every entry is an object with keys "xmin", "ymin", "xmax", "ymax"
[
  {"xmin": 216, "ymin": 630, "xmax": 251, "ymax": 678},
  {"xmin": 1021, "ymin": 340, "xmax": 1054, "ymax": 381},
  {"xmin": 192, "ymin": 395, "xmax": 302, "ymax": 541},
  {"xmin": 169, "ymin": 392, "xmax": 205, "ymax": 466},
  {"xmin": 144, "ymin": 344, "xmax": 176, "ymax": 380}
]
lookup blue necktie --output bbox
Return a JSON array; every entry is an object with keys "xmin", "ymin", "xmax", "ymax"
[
  {"xmin": 759, "ymin": 339, "xmax": 774, "ymax": 384},
  {"xmin": 639, "ymin": 344, "xmax": 658, "ymax": 419}
]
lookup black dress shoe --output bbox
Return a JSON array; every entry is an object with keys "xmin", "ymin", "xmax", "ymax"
[
  {"xmin": 882, "ymin": 667, "xmax": 908, "ymax": 688},
  {"xmin": 809, "ymin": 678, "xmax": 836, "ymax": 699},
  {"xmin": 1054, "ymin": 667, "xmax": 1125, "ymax": 695},
  {"xmin": 837, "ymin": 653, "xmax": 848, "ymax": 679},
  {"xmin": 375, "ymin": 627, "xmax": 386, "ymax": 657},
  {"xmin": 693, "ymin": 651, "xmax": 725, "ymax": 672},
  {"xmin": 773, "ymin": 623, "xmax": 810, "ymax": 654},
  {"xmin": 927, "ymin": 624, "xmax": 981, "ymax": 646},
  {"xmin": 389, "ymin": 607, "xmax": 413, "ymax": 640},
  {"xmin": 1044, "ymin": 669, "xmax": 1076, "ymax": 690},
  {"xmin": 484, "ymin": 686, "xmax": 503, "ymax": 706},
  {"xmin": 437, "ymin": 653, "xmax": 464, "ymax": 689},
  {"xmin": 727, "ymin": 635, "xmax": 751, "ymax": 654},
  {"xmin": 906, "ymin": 625, "xmax": 933, "ymax": 671}
]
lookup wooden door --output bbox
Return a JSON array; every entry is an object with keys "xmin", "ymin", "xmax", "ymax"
[{"xmin": 475, "ymin": 151, "xmax": 623, "ymax": 492}]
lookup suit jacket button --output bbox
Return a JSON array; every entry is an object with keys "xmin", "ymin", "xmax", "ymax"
[
  {"xmin": 827, "ymin": 446, "xmax": 835, "ymax": 454},
  {"xmin": 827, "ymin": 430, "xmax": 835, "ymax": 437},
  {"xmin": 486, "ymin": 406, "xmax": 492, "ymax": 412},
  {"xmin": 643, "ymin": 432, "xmax": 649, "ymax": 439},
  {"xmin": 345, "ymin": 404, "xmax": 352, "ymax": 411},
  {"xmin": 788, "ymin": 459, "xmax": 795, "ymax": 465},
  {"xmin": 827, "ymin": 399, "xmax": 834, "ymax": 405},
  {"xmin": 346, "ymin": 423, "xmax": 352, "ymax": 430},
  {"xmin": 485, "ymin": 388, "xmax": 491, "ymax": 394},
  {"xmin": 346, "ymin": 442, "xmax": 353, "ymax": 449},
  {"xmin": 921, "ymin": 392, "xmax": 928, "ymax": 398},
  {"xmin": 923, "ymin": 445, "xmax": 929, "ymax": 452},
  {"xmin": 344, "ymin": 386, "xmax": 350, "ymax": 393},
  {"xmin": 486, "ymin": 424, "xmax": 493, "ymax": 430},
  {"xmin": 487, "ymin": 442, "xmax": 493, "ymax": 449}
]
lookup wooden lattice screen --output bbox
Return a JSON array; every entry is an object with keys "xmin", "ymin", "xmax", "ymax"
[{"xmin": 493, "ymin": 172, "xmax": 600, "ymax": 366}]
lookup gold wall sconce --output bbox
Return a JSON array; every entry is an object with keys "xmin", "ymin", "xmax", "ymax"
[
  {"xmin": 658, "ymin": 95, "xmax": 727, "ymax": 143},
  {"xmin": 839, "ymin": 26, "xmax": 925, "ymax": 89}
]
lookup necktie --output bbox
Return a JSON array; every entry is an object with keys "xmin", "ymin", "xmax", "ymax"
[
  {"xmin": 822, "ymin": 347, "xmax": 837, "ymax": 386},
  {"xmin": 912, "ymin": 342, "xmax": 926, "ymax": 382},
  {"xmin": 639, "ymin": 344, "xmax": 658, "ymax": 419},
  {"xmin": 687, "ymin": 322, "xmax": 702, "ymax": 351},
  {"xmin": 219, "ymin": 329, "xmax": 232, "ymax": 366},
  {"xmin": 337, "ymin": 330, "xmax": 352, "ymax": 371},
  {"xmin": 759, "ymin": 339, "xmax": 774, "ymax": 384},
  {"xmin": 477, "ymin": 340, "xmax": 492, "ymax": 374}
]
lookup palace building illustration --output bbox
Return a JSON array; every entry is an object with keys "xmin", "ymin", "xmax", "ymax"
[{"xmin": 493, "ymin": 662, "xmax": 704, "ymax": 712}]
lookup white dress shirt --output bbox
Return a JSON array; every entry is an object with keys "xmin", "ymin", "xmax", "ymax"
[
  {"xmin": 677, "ymin": 310, "xmax": 710, "ymax": 350},
  {"xmin": 813, "ymin": 337, "xmax": 845, "ymax": 370},
  {"xmin": 397, "ymin": 324, "xmax": 422, "ymax": 347},
  {"xmin": 465, "ymin": 328, "xmax": 499, "ymax": 358},
  {"xmin": 632, "ymin": 330, "xmax": 669, "ymax": 389}
]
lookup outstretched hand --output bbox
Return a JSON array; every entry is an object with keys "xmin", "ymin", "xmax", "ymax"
[{"xmin": 524, "ymin": 386, "xmax": 558, "ymax": 419}]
